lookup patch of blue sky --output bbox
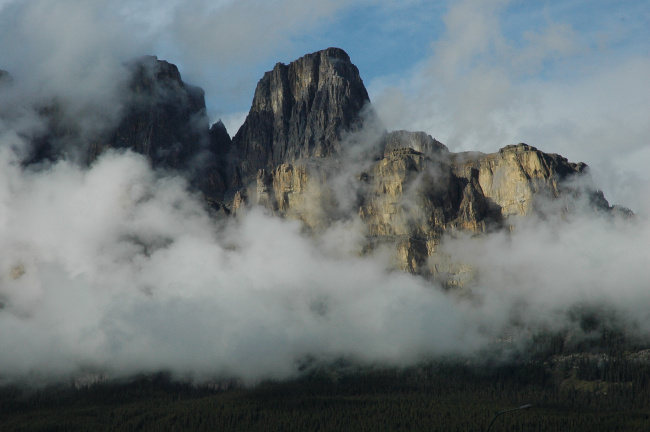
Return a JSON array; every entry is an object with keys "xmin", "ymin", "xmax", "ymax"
[
  {"xmin": 321, "ymin": 2, "xmax": 446, "ymax": 82},
  {"xmin": 501, "ymin": 0, "xmax": 650, "ymax": 80},
  {"xmin": 202, "ymin": 0, "xmax": 648, "ymax": 132},
  {"xmin": 273, "ymin": 2, "xmax": 445, "ymax": 91}
]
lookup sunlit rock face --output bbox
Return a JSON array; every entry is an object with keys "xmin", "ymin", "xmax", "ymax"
[
  {"xmin": 250, "ymin": 140, "xmax": 615, "ymax": 279},
  {"xmin": 452, "ymin": 144, "xmax": 592, "ymax": 218},
  {"xmin": 91, "ymin": 49, "xmax": 624, "ymax": 282},
  {"xmin": 230, "ymin": 47, "xmax": 371, "ymax": 186},
  {"xmin": 255, "ymin": 160, "xmax": 341, "ymax": 230},
  {"xmin": 225, "ymin": 49, "xmax": 627, "ymax": 282}
]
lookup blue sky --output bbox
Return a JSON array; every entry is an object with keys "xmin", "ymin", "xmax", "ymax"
[
  {"xmin": 176, "ymin": 0, "xmax": 649, "ymax": 118},
  {"xmin": 0, "ymin": 0, "xmax": 648, "ymax": 210}
]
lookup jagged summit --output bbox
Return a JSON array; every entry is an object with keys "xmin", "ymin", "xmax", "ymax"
[
  {"xmin": 230, "ymin": 48, "xmax": 372, "ymax": 186},
  {"xmin": 90, "ymin": 55, "xmax": 210, "ymax": 170}
]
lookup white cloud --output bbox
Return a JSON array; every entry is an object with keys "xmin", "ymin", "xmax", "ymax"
[
  {"xmin": 0, "ymin": 149, "xmax": 481, "ymax": 383},
  {"xmin": 1, "ymin": 143, "xmax": 648, "ymax": 384}
]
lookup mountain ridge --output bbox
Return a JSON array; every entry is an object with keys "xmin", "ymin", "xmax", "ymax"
[{"xmin": 2, "ymin": 48, "xmax": 631, "ymax": 281}]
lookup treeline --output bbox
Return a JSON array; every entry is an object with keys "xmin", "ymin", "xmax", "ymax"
[{"xmin": 2, "ymin": 359, "xmax": 650, "ymax": 431}]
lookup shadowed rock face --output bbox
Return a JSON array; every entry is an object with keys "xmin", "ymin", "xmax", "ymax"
[
  {"xmin": 15, "ymin": 56, "xmax": 219, "ymax": 175},
  {"xmin": 382, "ymin": 130, "xmax": 448, "ymax": 157},
  {"xmin": 90, "ymin": 55, "xmax": 210, "ymax": 170},
  {"xmin": 86, "ymin": 56, "xmax": 231, "ymax": 204},
  {"xmin": 230, "ymin": 47, "xmax": 371, "ymax": 187}
]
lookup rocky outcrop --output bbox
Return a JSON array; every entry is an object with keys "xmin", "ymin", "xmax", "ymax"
[
  {"xmin": 15, "ymin": 55, "xmax": 233, "ymax": 205},
  {"xmin": 450, "ymin": 144, "xmax": 592, "ymax": 218},
  {"xmin": 254, "ymin": 159, "xmax": 341, "ymax": 230},
  {"xmin": 90, "ymin": 55, "xmax": 210, "ymax": 170},
  {"xmin": 382, "ymin": 130, "xmax": 448, "ymax": 157},
  {"xmin": 230, "ymin": 48, "xmax": 371, "ymax": 186},
  {"xmin": 250, "ymin": 140, "xmax": 619, "ymax": 278},
  {"xmin": 191, "ymin": 120, "xmax": 233, "ymax": 205}
]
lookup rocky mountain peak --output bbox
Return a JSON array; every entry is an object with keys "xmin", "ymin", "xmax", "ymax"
[
  {"xmin": 90, "ymin": 55, "xmax": 210, "ymax": 170},
  {"xmin": 230, "ymin": 48, "xmax": 372, "ymax": 186}
]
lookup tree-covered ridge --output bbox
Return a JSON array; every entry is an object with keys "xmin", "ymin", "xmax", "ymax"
[{"xmin": 2, "ymin": 356, "xmax": 650, "ymax": 432}]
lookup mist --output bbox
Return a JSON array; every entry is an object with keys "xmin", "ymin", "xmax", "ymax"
[
  {"xmin": 0, "ymin": 148, "xmax": 485, "ymax": 384},
  {"xmin": 1, "ymin": 0, "xmax": 649, "ymax": 386},
  {"xmin": 1, "ymin": 121, "xmax": 648, "ymax": 386}
]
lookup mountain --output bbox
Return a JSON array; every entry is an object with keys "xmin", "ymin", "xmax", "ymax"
[{"xmin": 11, "ymin": 48, "xmax": 629, "ymax": 282}]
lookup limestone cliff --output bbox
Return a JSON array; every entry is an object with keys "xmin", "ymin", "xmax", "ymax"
[
  {"xmin": 382, "ymin": 130, "xmax": 448, "ymax": 157},
  {"xmin": 451, "ymin": 144, "xmax": 592, "ymax": 218},
  {"xmin": 255, "ymin": 159, "xmax": 341, "ymax": 229},
  {"xmin": 249, "ymin": 139, "xmax": 618, "ymax": 278}
]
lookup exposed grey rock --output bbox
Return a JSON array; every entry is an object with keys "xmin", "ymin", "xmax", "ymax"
[
  {"xmin": 86, "ymin": 56, "xmax": 231, "ymax": 205},
  {"xmin": 7, "ymin": 49, "xmax": 633, "ymax": 284},
  {"xmin": 230, "ymin": 47, "xmax": 371, "ymax": 187},
  {"xmin": 254, "ymin": 140, "xmax": 622, "ymax": 280},
  {"xmin": 90, "ymin": 55, "xmax": 210, "ymax": 170},
  {"xmin": 193, "ymin": 120, "xmax": 233, "ymax": 204}
]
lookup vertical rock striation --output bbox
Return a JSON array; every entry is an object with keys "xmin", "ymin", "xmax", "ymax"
[
  {"xmin": 230, "ymin": 47, "xmax": 371, "ymax": 186},
  {"xmin": 230, "ymin": 49, "xmax": 627, "ymax": 280},
  {"xmin": 87, "ymin": 56, "xmax": 231, "ymax": 204}
]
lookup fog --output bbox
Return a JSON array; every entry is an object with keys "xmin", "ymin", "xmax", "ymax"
[
  {"xmin": 0, "ymin": 0, "xmax": 649, "ymax": 385},
  {"xmin": 0, "ymin": 149, "xmax": 485, "ymax": 384},
  {"xmin": 0, "ymin": 120, "xmax": 648, "ymax": 386}
]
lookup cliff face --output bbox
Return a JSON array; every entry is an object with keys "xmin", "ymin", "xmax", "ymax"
[
  {"xmin": 255, "ymin": 160, "xmax": 340, "ymax": 229},
  {"xmin": 250, "ymin": 139, "xmax": 616, "ymax": 277},
  {"xmin": 87, "ymin": 56, "xmax": 235, "ymax": 204},
  {"xmin": 230, "ymin": 48, "xmax": 371, "ymax": 186},
  {"xmin": 451, "ymin": 144, "xmax": 591, "ymax": 218},
  {"xmin": 89, "ymin": 56, "xmax": 209, "ymax": 169}
]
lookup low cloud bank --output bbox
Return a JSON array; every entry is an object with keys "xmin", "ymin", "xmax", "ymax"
[
  {"xmin": 0, "ymin": 140, "xmax": 648, "ymax": 385},
  {"xmin": 0, "ymin": 148, "xmax": 478, "ymax": 384}
]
